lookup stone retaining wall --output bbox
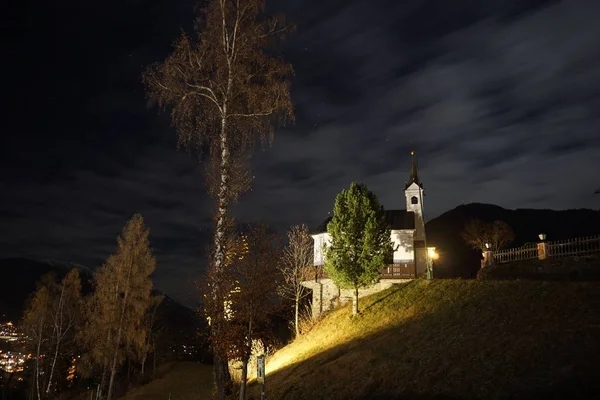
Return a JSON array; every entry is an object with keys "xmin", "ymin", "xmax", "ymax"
[{"xmin": 301, "ymin": 278, "xmax": 413, "ymax": 318}]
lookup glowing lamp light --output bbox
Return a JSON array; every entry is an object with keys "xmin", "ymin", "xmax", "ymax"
[
  {"xmin": 538, "ymin": 233, "xmax": 547, "ymax": 241},
  {"xmin": 427, "ymin": 247, "xmax": 439, "ymax": 260}
]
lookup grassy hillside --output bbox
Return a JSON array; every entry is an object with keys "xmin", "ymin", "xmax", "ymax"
[
  {"xmin": 120, "ymin": 362, "xmax": 214, "ymax": 400},
  {"xmin": 252, "ymin": 279, "xmax": 600, "ymax": 399}
]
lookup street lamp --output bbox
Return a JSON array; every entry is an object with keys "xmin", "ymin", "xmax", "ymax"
[
  {"xmin": 538, "ymin": 233, "xmax": 546, "ymax": 241},
  {"xmin": 426, "ymin": 247, "xmax": 438, "ymax": 280},
  {"xmin": 427, "ymin": 247, "xmax": 439, "ymax": 260},
  {"xmin": 485, "ymin": 243, "xmax": 491, "ymax": 250}
]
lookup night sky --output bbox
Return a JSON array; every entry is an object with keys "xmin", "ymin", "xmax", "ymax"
[{"xmin": 2, "ymin": 0, "xmax": 599, "ymax": 306}]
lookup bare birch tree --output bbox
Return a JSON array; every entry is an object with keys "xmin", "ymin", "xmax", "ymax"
[
  {"xmin": 22, "ymin": 283, "xmax": 50, "ymax": 400},
  {"xmin": 45, "ymin": 269, "xmax": 81, "ymax": 396},
  {"xmin": 143, "ymin": 1, "xmax": 293, "ymax": 396},
  {"xmin": 488, "ymin": 220, "xmax": 515, "ymax": 252},
  {"xmin": 461, "ymin": 219, "xmax": 490, "ymax": 253},
  {"xmin": 138, "ymin": 295, "xmax": 163, "ymax": 380},
  {"xmin": 21, "ymin": 271, "xmax": 82, "ymax": 400},
  {"xmin": 461, "ymin": 219, "xmax": 515, "ymax": 252},
  {"xmin": 278, "ymin": 224, "xmax": 312, "ymax": 337},
  {"xmin": 79, "ymin": 214, "xmax": 156, "ymax": 400}
]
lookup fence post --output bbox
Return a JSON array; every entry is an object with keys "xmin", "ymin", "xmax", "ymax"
[
  {"xmin": 537, "ymin": 233, "xmax": 548, "ymax": 260},
  {"xmin": 481, "ymin": 244, "xmax": 494, "ymax": 268}
]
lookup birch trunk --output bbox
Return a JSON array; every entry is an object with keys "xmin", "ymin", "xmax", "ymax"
[
  {"xmin": 352, "ymin": 286, "xmax": 359, "ymax": 316},
  {"xmin": 46, "ymin": 281, "xmax": 66, "ymax": 395},
  {"xmin": 140, "ymin": 356, "xmax": 146, "ymax": 379},
  {"xmin": 97, "ymin": 335, "xmax": 111, "ymax": 400},
  {"xmin": 213, "ymin": 100, "xmax": 232, "ymax": 400},
  {"xmin": 34, "ymin": 296, "xmax": 48, "ymax": 400},
  {"xmin": 106, "ymin": 302, "xmax": 125, "ymax": 400}
]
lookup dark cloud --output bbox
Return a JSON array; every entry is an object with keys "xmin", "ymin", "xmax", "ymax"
[{"xmin": 2, "ymin": 0, "xmax": 600, "ymax": 305}]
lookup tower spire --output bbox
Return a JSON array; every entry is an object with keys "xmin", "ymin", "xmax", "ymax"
[{"xmin": 407, "ymin": 151, "xmax": 422, "ymax": 188}]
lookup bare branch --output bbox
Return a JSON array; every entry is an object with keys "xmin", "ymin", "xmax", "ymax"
[
  {"xmin": 229, "ymin": 109, "xmax": 276, "ymax": 118},
  {"xmin": 182, "ymin": 91, "xmax": 223, "ymax": 114}
]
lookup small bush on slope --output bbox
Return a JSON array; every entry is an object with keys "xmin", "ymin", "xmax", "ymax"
[{"xmin": 250, "ymin": 279, "xmax": 600, "ymax": 400}]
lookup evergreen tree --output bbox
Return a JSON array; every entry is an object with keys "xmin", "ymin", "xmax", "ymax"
[{"xmin": 324, "ymin": 183, "xmax": 392, "ymax": 316}]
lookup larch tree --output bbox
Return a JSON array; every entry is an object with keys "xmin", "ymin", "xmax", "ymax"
[
  {"xmin": 324, "ymin": 183, "xmax": 393, "ymax": 316},
  {"xmin": 142, "ymin": 0, "xmax": 294, "ymax": 396},
  {"xmin": 79, "ymin": 214, "xmax": 156, "ymax": 400},
  {"xmin": 278, "ymin": 224, "xmax": 313, "ymax": 337}
]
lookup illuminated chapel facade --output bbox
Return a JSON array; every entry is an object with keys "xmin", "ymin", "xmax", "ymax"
[{"xmin": 302, "ymin": 152, "xmax": 432, "ymax": 318}]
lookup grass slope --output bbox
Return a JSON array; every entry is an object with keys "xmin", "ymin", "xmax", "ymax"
[
  {"xmin": 254, "ymin": 280, "xmax": 600, "ymax": 400},
  {"xmin": 120, "ymin": 362, "xmax": 213, "ymax": 400}
]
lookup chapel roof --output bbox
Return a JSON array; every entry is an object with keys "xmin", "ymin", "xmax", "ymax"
[{"xmin": 311, "ymin": 209, "xmax": 415, "ymax": 234}]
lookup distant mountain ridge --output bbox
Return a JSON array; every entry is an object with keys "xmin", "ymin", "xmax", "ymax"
[
  {"xmin": 0, "ymin": 257, "xmax": 197, "ymax": 336},
  {"xmin": 425, "ymin": 203, "xmax": 600, "ymax": 278}
]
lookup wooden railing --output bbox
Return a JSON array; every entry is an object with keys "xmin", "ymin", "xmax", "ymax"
[
  {"xmin": 548, "ymin": 235, "xmax": 600, "ymax": 258},
  {"xmin": 380, "ymin": 263, "xmax": 417, "ymax": 279},
  {"xmin": 492, "ymin": 234, "xmax": 600, "ymax": 264},
  {"xmin": 493, "ymin": 245, "xmax": 538, "ymax": 264},
  {"xmin": 313, "ymin": 263, "xmax": 417, "ymax": 280}
]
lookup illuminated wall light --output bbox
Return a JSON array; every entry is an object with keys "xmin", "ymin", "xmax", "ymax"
[{"xmin": 427, "ymin": 247, "xmax": 439, "ymax": 260}]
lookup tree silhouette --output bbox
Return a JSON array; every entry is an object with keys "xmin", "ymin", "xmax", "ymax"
[
  {"xmin": 143, "ymin": 1, "xmax": 294, "ymax": 396},
  {"xmin": 461, "ymin": 219, "xmax": 515, "ymax": 252}
]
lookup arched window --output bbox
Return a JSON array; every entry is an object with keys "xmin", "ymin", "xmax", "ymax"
[{"xmin": 411, "ymin": 196, "xmax": 418, "ymax": 204}]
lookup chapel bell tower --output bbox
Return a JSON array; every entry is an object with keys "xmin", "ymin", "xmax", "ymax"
[{"xmin": 404, "ymin": 151, "xmax": 428, "ymax": 276}]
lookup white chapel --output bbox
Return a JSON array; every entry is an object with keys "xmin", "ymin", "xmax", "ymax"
[{"xmin": 302, "ymin": 152, "xmax": 432, "ymax": 317}]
